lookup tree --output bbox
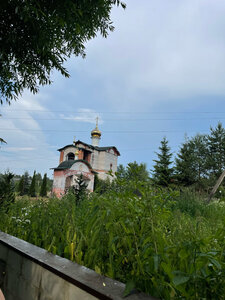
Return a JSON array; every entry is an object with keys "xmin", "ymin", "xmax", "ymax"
[
  {"xmin": 23, "ymin": 171, "xmax": 30, "ymax": 195},
  {"xmin": 94, "ymin": 174, "xmax": 111, "ymax": 194},
  {"xmin": 71, "ymin": 174, "xmax": 88, "ymax": 205},
  {"xmin": 17, "ymin": 175, "xmax": 24, "ymax": 196},
  {"xmin": 0, "ymin": 0, "xmax": 126, "ymax": 104},
  {"xmin": 116, "ymin": 162, "xmax": 149, "ymax": 183},
  {"xmin": 126, "ymin": 161, "xmax": 149, "ymax": 183},
  {"xmin": 152, "ymin": 137, "xmax": 174, "ymax": 187},
  {"xmin": 115, "ymin": 164, "xmax": 127, "ymax": 180},
  {"xmin": 175, "ymin": 139, "xmax": 198, "ymax": 186},
  {"xmin": 29, "ymin": 171, "xmax": 36, "ymax": 197},
  {"xmin": 0, "ymin": 171, "xmax": 15, "ymax": 209},
  {"xmin": 35, "ymin": 172, "xmax": 42, "ymax": 193},
  {"xmin": 189, "ymin": 134, "xmax": 208, "ymax": 183},
  {"xmin": 207, "ymin": 122, "xmax": 225, "ymax": 178},
  {"xmin": 17, "ymin": 171, "xmax": 30, "ymax": 195},
  {"xmin": 40, "ymin": 173, "xmax": 47, "ymax": 197}
]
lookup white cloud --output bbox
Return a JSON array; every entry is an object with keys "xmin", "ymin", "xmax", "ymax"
[
  {"xmin": 67, "ymin": 0, "xmax": 225, "ymax": 103},
  {"xmin": 0, "ymin": 92, "xmax": 58, "ymax": 177},
  {"xmin": 4, "ymin": 147, "xmax": 36, "ymax": 152},
  {"xmin": 60, "ymin": 108, "xmax": 103, "ymax": 124}
]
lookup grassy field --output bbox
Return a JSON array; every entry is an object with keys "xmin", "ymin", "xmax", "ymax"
[{"xmin": 1, "ymin": 184, "xmax": 225, "ymax": 299}]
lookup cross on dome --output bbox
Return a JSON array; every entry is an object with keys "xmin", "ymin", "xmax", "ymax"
[{"xmin": 91, "ymin": 116, "xmax": 101, "ymax": 138}]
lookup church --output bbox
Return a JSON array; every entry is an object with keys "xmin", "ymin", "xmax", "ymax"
[{"xmin": 52, "ymin": 120, "xmax": 120, "ymax": 197}]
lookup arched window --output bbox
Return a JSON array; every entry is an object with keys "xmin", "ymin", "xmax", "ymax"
[{"xmin": 67, "ymin": 152, "xmax": 75, "ymax": 160}]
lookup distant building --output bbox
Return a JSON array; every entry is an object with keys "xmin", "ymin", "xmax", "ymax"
[{"xmin": 52, "ymin": 120, "xmax": 120, "ymax": 197}]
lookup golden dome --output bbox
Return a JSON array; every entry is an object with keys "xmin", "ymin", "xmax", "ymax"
[
  {"xmin": 91, "ymin": 117, "xmax": 101, "ymax": 138},
  {"xmin": 91, "ymin": 127, "xmax": 101, "ymax": 137}
]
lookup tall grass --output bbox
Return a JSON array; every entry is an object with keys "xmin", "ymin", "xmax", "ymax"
[{"xmin": 1, "ymin": 185, "xmax": 225, "ymax": 299}]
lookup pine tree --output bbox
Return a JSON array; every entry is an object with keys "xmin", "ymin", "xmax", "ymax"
[
  {"xmin": 35, "ymin": 172, "xmax": 42, "ymax": 194},
  {"xmin": 17, "ymin": 175, "xmax": 24, "ymax": 196},
  {"xmin": 207, "ymin": 122, "xmax": 225, "ymax": 178},
  {"xmin": 175, "ymin": 139, "xmax": 197, "ymax": 186},
  {"xmin": 40, "ymin": 173, "xmax": 47, "ymax": 197},
  {"xmin": 126, "ymin": 161, "xmax": 149, "ymax": 183},
  {"xmin": 73, "ymin": 174, "xmax": 88, "ymax": 205},
  {"xmin": 189, "ymin": 134, "xmax": 208, "ymax": 182},
  {"xmin": 23, "ymin": 171, "xmax": 30, "ymax": 195},
  {"xmin": 152, "ymin": 137, "xmax": 174, "ymax": 187},
  {"xmin": 0, "ymin": 172, "xmax": 15, "ymax": 209},
  {"xmin": 29, "ymin": 171, "xmax": 36, "ymax": 197}
]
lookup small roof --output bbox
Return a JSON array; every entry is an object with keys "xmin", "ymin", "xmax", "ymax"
[
  {"xmin": 57, "ymin": 144, "xmax": 76, "ymax": 151},
  {"xmin": 76, "ymin": 140, "xmax": 120, "ymax": 156},
  {"xmin": 52, "ymin": 159, "xmax": 97, "ymax": 173},
  {"xmin": 57, "ymin": 141, "xmax": 120, "ymax": 156}
]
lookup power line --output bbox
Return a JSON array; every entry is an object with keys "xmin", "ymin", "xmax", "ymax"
[
  {"xmin": 1, "ymin": 108, "xmax": 225, "ymax": 114},
  {"xmin": 0, "ymin": 128, "xmax": 207, "ymax": 133},
  {"xmin": 2, "ymin": 117, "xmax": 225, "ymax": 121}
]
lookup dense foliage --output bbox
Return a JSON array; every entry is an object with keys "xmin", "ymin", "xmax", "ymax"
[
  {"xmin": 149, "ymin": 122, "xmax": 225, "ymax": 192},
  {"xmin": 0, "ymin": 0, "xmax": 125, "ymax": 103},
  {"xmin": 16, "ymin": 171, "xmax": 52, "ymax": 196},
  {"xmin": 1, "ymin": 181, "xmax": 225, "ymax": 299}
]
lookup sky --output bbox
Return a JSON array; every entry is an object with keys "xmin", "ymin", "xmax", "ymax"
[{"xmin": 1, "ymin": 0, "xmax": 225, "ymax": 178}]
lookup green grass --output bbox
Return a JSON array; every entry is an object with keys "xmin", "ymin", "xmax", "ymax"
[{"xmin": 1, "ymin": 185, "xmax": 225, "ymax": 299}]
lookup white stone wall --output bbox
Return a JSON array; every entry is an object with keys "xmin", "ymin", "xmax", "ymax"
[
  {"xmin": 91, "ymin": 149, "xmax": 100, "ymax": 170},
  {"xmin": 104, "ymin": 151, "xmax": 118, "ymax": 174},
  {"xmin": 94, "ymin": 151, "xmax": 118, "ymax": 181}
]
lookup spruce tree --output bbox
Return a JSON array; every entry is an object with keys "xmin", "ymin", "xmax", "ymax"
[
  {"xmin": 29, "ymin": 171, "xmax": 36, "ymax": 197},
  {"xmin": 207, "ymin": 122, "xmax": 225, "ymax": 178},
  {"xmin": 189, "ymin": 134, "xmax": 208, "ymax": 183},
  {"xmin": 152, "ymin": 137, "xmax": 174, "ymax": 187},
  {"xmin": 17, "ymin": 175, "xmax": 24, "ymax": 196},
  {"xmin": 0, "ymin": 172, "xmax": 15, "ymax": 209},
  {"xmin": 35, "ymin": 173, "xmax": 42, "ymax": 194},
  {"xmin": 175, "ymin": 140, "xmax": 197, "ymax": 186},
  {"xmin": 73, "ymin": 174, "xmax": 88, "ymax": 205},
  {"xmin": 23, "ymin": 171, "xmax": 30, "ymax": 195},
  {"xmin": 126, "ymin": 161, "xmax": 149, "ymax": 183},
  {"xmin": 40, "ymin": 173, "xmax": 47, "ymax": 197}
]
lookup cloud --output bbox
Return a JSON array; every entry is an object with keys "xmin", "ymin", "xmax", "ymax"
[
  {"xmin": 4, "ymin": 147, "xmax": 36, "ymax": 152},
  {"xmin": 60, "ymin": 108, "xmax": 103, "ymax": 124},
  {"xmin": 66, "ymin": 0, "xmax": 225, "ymax": 105},
  {"xmin": 0, "ymin": 92, "xmax": 58, "ymax": 176}
]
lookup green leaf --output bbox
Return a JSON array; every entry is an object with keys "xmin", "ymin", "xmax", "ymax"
[{"xmin": 173, "ymin": 275, "xmax": 190, "ymax": 286}]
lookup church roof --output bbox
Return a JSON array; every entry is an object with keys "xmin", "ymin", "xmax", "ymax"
[
  {"xmin": 57, "ymin": 144, "xmax": 75, "ymax": 151},
  {"xmin": 53, "ymin": 159, "xmax": 97, "ymax": 173},
  {"xmin": 76, "ymin": 140, "xmax": 120, "ymax": 156},
  {"xmin": 57, "ymin": 141, "xmax": 120, "ymax": 156}
]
